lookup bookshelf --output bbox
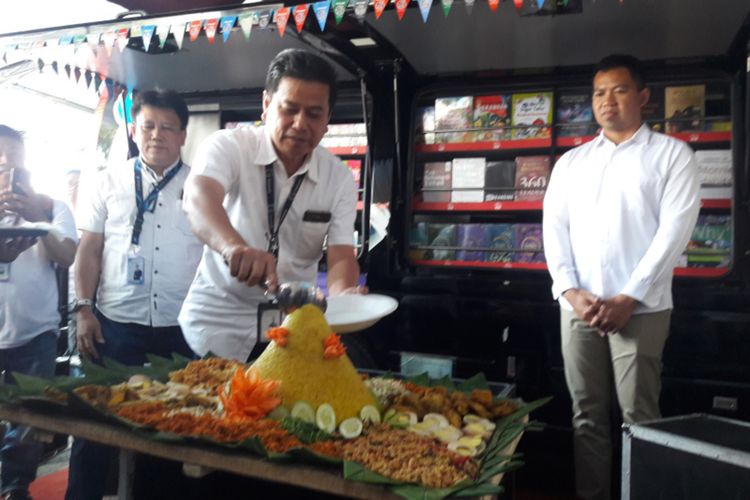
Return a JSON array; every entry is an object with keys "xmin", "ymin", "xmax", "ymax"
[{"xmin": 408, "ymin": 81, "xmax": 734, "ymax": 279}]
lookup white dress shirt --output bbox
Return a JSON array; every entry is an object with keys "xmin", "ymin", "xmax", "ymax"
[
  {"xmin": 543, "ymin": 124, "xmax": 700, "ymax": 314},
  {"xmin": 0, "ymin": 201, "xmax": 78, "ymax": 348},
  {"xmin": 179, "ymin": 126, "xmax": 357, "ymax": 361},
  {"xmin": 76, "ymin": 157, "xmax": 203, "ymax": 327}
]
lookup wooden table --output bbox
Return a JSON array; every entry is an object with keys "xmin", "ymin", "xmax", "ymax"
[{"xmin": 0, "ymin": 403, "xmax": 402, "ymax": 500}]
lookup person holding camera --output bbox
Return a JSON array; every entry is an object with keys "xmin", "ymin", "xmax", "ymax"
[{"xmin": 0, "ymin": 124, "xmax": 78, "ymax": 500}]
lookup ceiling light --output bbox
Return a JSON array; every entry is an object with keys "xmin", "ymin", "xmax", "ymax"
[{"xmin": 349, "ymin": 37, "xmax": 377, "ymax": 48}]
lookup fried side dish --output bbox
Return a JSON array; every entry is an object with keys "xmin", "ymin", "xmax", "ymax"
[
  {"xmin": 342, "ymin": 424, "xmax": 478, "ymax": 488},
  {"xmin": 392, "ymin": 384, "xmax": 517, "ymax": 427},
  {"xmin": 169, "ymin": 358, "xmax": 245, "ymax": 392},
  {"xmin": 116, "ymin": 401, "xmax": 303, "ymax": 452}
]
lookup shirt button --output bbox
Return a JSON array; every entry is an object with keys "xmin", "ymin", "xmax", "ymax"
[
  {"xmin": 154, "ymin": 270, "xmax": 158, "ymax": 274},
  {"xmin": 155, "ymin": 247, "xmax": 159, "ymax": 251},
  {"xmin": 157, "ymin": 224, "xmax": 161, "ymax": 228},
  {"xmin": 153, "ymin": 293, "xmax": 158, "ymax": 297},
  {"xmin": 159, "ymin": 203, "xmax": 163, "ymax": 207}
]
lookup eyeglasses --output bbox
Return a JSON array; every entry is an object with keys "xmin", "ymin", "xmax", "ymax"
[{"xmin": 137, "ymin": 121, "xmax": 182, "ymax": 134}]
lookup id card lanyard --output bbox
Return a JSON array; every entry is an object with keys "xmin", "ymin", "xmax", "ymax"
[
  {"xmin": 265, "ymin": 162, "xmax": 306, "ymax": 259},
  {"xmin": 130, "ymin": 158, "xmax": 183, "ymax": 252}
]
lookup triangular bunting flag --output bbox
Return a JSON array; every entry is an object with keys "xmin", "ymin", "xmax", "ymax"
[
  {"xmin": 313, "ymin": 1, "xmax": 330, "ymax": 31},
  {"xmin": 189, "ymin": 20, "xmax": 202, "ymax": 42},
  {"xmin": 73, "ymin": 34, "xmax": 87, "ymax": 50},
  {"xmin": 563, "ymin": 0, "xmax": 569, "ymax": 5},
  {"xmin": 116, "ymin": 28, "xmax": 129, "ymax": 52},
  {"xmin": 293, "ymin": 4, "xmax": 310, "ymax": 33},
  {"xmin": 84, "ymin": 70, "xmax": 93, "ymax": 89},
  {"xmin": 87, "ymin": 32, "xmax": 102, "ymax": 47},
  {"xmin": 465, "ymin": 0, "xmax": 475, "ymax": 13},
  {"xmin": 441, "ymin": 0, "xmax": 453, "ymax": 16},
  {"xmin": 51, "ymin": 61, "xmax": 59, "ymax": 75},
  {"xmin": 395, "ymin": 0, "xmax": 410, "ymax": 20},
  {"xmin": 275, "ymin": 7, "xmax": 291, "ymax": 37},
  {"xmin": 141, "ymin": 25, "xmax": 156, "ymax": 51},
  {"xmin": 59, "ymin": 36, "xmax": 73, "ymax": 47},
  {"xmin": 238, "ymin": 13, "xmax": 254, "ymax": 39},
  {"xmin": 64, "ymin": 64, "xmax": 71, "ymax": 80},
  {"xmin": 156, "ymin": 24, "xmax": 170, "ymax": 49},
  {"xmin": 258, "ymin": 11, "xmax": 271, "ymax": 30},
  {"xmin": 332, "ymin": 0, "xmax": 348, "ymax": 24},
  {"xmin": 130, "ymin": 25, "xmax": 142, "ymax": 38},
  {"xmin": 220, "ymin": 15, "xmax": 237, "ymax": 42},
  {"xmin": 488, "ymin": 0, "xmax": 499, "ymax": 12},
  {"xmin": 74, "ymin": 66, "xmax": 81, "ymax": 83},
  {"xmin": 37, "ymin": 58, "xmax": 44, "ymax": 73},
  {"xmin": 513, "ymin": 0, "xmax": 523, "ymax": 10},
  {"xmin": 418, "ymin": 0, "xmax": 432, "ymax": 22},
  {"xmin": 172, "ymin": 23, "xmax": 186, "ymax": 49},
  {"xmin": 536, "ymin": 0, "xmax": 545, "ymax": 8},
  {"xmin": 102, "ymin": 31, "xmax": 116, "ymax": 56},
  {"xmin": 94, "ymin": 73, "xmax": 103, "ymax": 93},
  {"xmin": 374, "ymin": 0, "xmax": 388, "ymax": 19},
  {"xmin": 205, "ymin": 18, "xmax": 219, "ymax": 44},
  {"xmin": 353, "ymin": 0, "xmax": 368, "ymax": 20}
]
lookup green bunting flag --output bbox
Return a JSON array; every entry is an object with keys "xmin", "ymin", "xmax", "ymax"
[
  {"xmin": 332, "ymin": 0, "xmax": 348, "ymax": 24},
  {"xmin": 441, "ymin": 0, "xmax": 453, "ymax": 17}
]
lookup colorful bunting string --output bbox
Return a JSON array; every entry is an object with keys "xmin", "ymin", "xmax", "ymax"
[
  {"xmin": 275, "ymin": 7, "xmax": 291, "ymax": 37},
  {"xmin": 221, "ymin": 15, "xmax": 237, "ymax": 42},
  {"xmin": 293, "ymin": 4, "xmax": 310, "ymax": 33}
]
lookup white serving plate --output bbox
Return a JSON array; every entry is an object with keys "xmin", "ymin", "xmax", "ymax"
[{"xmin": 324, "ymin": 294, "xmax": 398, "ymax": 333}]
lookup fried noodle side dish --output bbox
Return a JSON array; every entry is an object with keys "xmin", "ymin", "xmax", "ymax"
[
  {"xmin": 342, "ymin": 424, "xmax": 479, "ymax": 488},
  {"xmin": 169, "ymin": 358, "xmax": 245, "ymax": 392}
]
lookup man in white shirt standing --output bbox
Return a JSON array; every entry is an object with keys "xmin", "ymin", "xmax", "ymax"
[
  {"xmin": 67, "ymin": 90, "xmax": 203, "ymax": 500},
  {"xmin": 180, "ymin": 48, "xmax": 362, "ymax": 361},
  {"xmin": 543, "ymin": 54, "xmax": 700, "ymax": 500},
  {"xmin": 0, "ymin": 125, "xmax": 78, "ymax": 500}
]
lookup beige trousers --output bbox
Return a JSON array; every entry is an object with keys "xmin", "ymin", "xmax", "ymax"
[{"xmin": 561, "ymin": 308, "xmax": 671, "ymax": 500}]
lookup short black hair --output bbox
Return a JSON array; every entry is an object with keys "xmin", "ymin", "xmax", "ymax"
[
  {"xmin": 131, "ymin": 90, "xmax": 189, "ymax": 130},
  {"xmin": 594, "ymin": 54, "xmax": 646, "ymax": 90},
  {"xmin": 0, "ymin": 125, "xmax": 23, "ymax": 144},
  {"xmin": 265, "ymin": 49, "xmax": 338, "ymax": 109}
]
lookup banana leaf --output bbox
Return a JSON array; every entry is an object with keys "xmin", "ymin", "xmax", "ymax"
[
  {"xmin": 430, "ymin": 375, "xmax": 456, "ymax": 391},
  {"xmin": 456, "ymin": 373, "xmax": 489, "ymax": 393},
  {"xmin": 343, "ymin": 461, "xmax": 404, "ymax": 485},
  {"xmin": 286, "ymin": 447, "xmax": 342, "ymax": 466}
]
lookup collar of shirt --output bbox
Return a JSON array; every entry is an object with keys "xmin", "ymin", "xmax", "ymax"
[
  {"xmin": 593, "ymin": 122, "xmax": 652, "ymax": 150},
  {"xmin": 138, "ymin": 156, "xmax": 181, "ymax": 183},
  {"xmin": 258, "ymin": 126, "xmax": 320, "ymax": 184}
]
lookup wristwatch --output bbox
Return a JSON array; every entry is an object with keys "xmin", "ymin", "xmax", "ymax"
[{"xmin": 70, "ymin": 298, "xmax": 94, "ymax": 313}]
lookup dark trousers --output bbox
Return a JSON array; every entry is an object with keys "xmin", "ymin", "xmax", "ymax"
[
  {"xmin": 65, "ymin": 310, "xmax": 196, "ymax": 500},
  {"xmin": 1, "ymin": 331, "xmax": 57, "ymax": 494}
]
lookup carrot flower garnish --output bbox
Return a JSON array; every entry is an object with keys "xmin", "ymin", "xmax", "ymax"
[
  {"xmin": 265, "ymin": 327, "xmax": 290, "ymax": 347},
  {"xmin": 218, "ymin": 367, "xmax": 281, "ymax": 421},
  {"xmin": 322, "ymin": 333, "xmax": 346, "ymax": 359}
]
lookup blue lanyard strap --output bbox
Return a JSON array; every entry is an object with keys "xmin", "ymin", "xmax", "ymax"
[
  {"xmin": 265, "ymin": 163, "xmax": 306, "ymax": 259},
  {"xmin": 131, "ymin": 158, "xmax": 183, "ymax": 246}
]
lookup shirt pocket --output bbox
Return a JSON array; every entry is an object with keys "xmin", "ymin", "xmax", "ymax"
[{"xmin": 297, "ymin": 221, "xmax": 329, "ymax": 260}]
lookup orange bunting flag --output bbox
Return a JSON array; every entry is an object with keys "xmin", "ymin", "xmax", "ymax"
[
  {"xmin": 275, "ymin": 7, "xmax": 291, "ymax": 37},
  {"xmin": 513, "ymin": 0, "xmax": 523, "ymax": 9},
  {"xmin": 294, "ymin": 4, "xmax": 310, "ymax": 33},
  {"xmin": 395, "ymin": 0, "xmax": 410, "ymax": 20},
  {"xmin": 374, "ymin": 0, "xmax": 388, "ymax": 19},
  {"xmin": 488, "ymin": 0, "xmax": 499, "ymax": 11},
  {"xmin": 189, "ymin": 20, "xmax": 202, "ymax": 42},
  {"xmin": 204, "ymin": 18, "xmax": 219, "ymax": 44}
]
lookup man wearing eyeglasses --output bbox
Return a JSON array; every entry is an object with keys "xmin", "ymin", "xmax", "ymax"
[{"xmin": 67, "ymin": 90, "xmax": 202, "ymax": 500}]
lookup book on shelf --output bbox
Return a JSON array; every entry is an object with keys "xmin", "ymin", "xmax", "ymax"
[
  {"xmin": 473, "ymin": 95, "xmax": 511, "ymax": 142},
  {"xmin": 513, "ymin": 224, "xmax": 545, "ymax": 263},
  {"xmin": 409, "ymin": 222, "xmax": 429, "ymax": 260},
  {"xmin": 435, "ymin": 96, "xmax": 474, "ymax": 143},
  {"xmin": 484, "ymin": 161, "xmax": 516, "ymax": 201},
  {"xmin": 416, "ymin": 106, "xmax": 436, "ymax": 144},
  {"xmin": 641, "ymin": 85, "xmax": 664, "ymax": 133},
  {"xmin": 557, "ymin": 91, "xmax": 596, "ymax": 137},
  {"xmin": 665, "ymin": 85, "xmax": 705, "ymax": 133},
  {"xmin": 456, "ymin": 224, "xmax": 490, "ymax": 262},
  {"xmin": 511, "ymin": 92, "xmax": 553, "ymax": 139},
  {"xmin": 694, "ymin": 150, "xmax": 732, "ymax": 186},
  {"xmin": 704, "ymin": 84, "xmax": 731, "ymax": 132},
  {"xmin": 487, "ymin": 224, "xmax": 514, "ymax": 263},
  {"xmin": 683, "ymin": 215, "xmax": 731, "ymax": 267},
  {"xmin": 421, "ymin": 161, "xmax": 452, "ymax": 203},
  {"xmin": 451, "ymin": 157, "xmax": 486, "ymax": 202},
  {"xmin": 342, "ymin": 159, "xmax": 362, "ymax": 188},
  {"xmin": 514, "ymin": 156, "xmax": 551, "ymax": 201},
  {"xmin": 425, "ymin": 223, "xmax": 458, "ymax": 260}
]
